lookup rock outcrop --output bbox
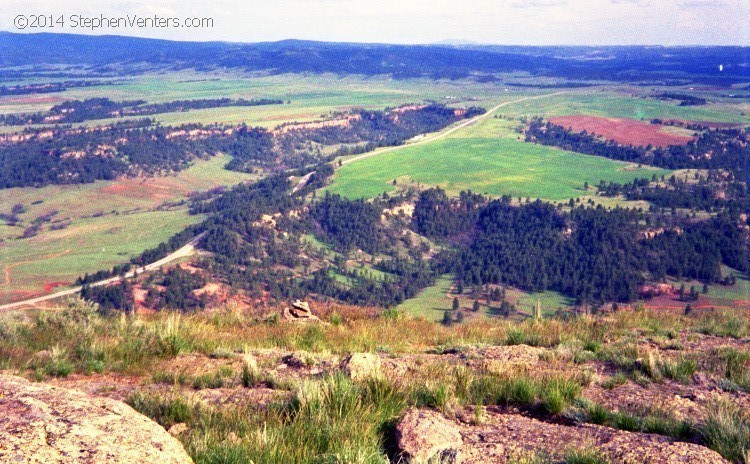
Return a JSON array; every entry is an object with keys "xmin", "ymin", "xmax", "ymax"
[
  {"xmin": 396, "ymin": 408, "xmax": 463, "ymax": 463},
  {"xmin": 395, "ymin": 407, "xmax": 729, "ymax": 464},
  {"xmin": 0, "ymin": 374, "xmax": 193, "ymax": 464},
  {"xmin": 341, "ymin": 352, "xmax": 382, "ymax": 381},
  {"xmin": 281, "ymin": 300, "xmax": 321, "ymax": 322}
]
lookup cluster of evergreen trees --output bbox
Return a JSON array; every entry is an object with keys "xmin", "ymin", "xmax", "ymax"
[
  {"xmin": 310, "ymin": 192, "xmax": 383, "ymax": 254},
  {"xmin": 73, "ymin": 110, "xmax": 749, "ymax": 312},
  {"xmin": 654, "ymin": 93, "xmax": 707, "ymax": 106},
  {"xmin": 144, "ymin": 268, "xmax": 209, "ymax": 311},
  {"xmin": 0, "ymin": 97, "xmax": 284, "ymax": 126},
  {"xmin": 415, "ymin": 189, "xmax": 748, "ymax": 304},
  {"xmin": 412, "ymin": 188, "xmax": 486, "ymax": 239},
  {"xmin": 284, "ymin": 105, "xmax": 483, "ymax": 149},
  {"xmin": 526, "ymin": 119, "xmax": 750, "ymax": 180},
  {"xmin": 80, "ymin": 281, "xmax": 134, "ymax": 314},
  {"xmin": 0, "ymin": 80, "xmax": 113, "ymax": 96},
  {"xmin": 597, "ymin": 175, "xmax": 749, "ymax": 213}
]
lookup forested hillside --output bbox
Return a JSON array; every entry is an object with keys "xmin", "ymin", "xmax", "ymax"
[{"xmin": 1, "ymin": 33, "xmax": 747, "ymax": 84}]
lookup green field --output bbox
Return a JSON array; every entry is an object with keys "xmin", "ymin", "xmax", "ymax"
[
  {"xmin": 397, "ymin": 276, "xmax": 575, "ymax": 322},
  {"xmin": 0, "ymin": 155, "xmax": 255, "ymax": 303},
  {"xmin": 0, "ymin": 73, "xmax": 518, "ymax": 129},
  {"xmin": 328, "ymin": 135, "xmax": 669, "ymax": 200},
  {"xmin": 495, "ymin": 92, "xmax": 750, "ymax": 123},
  {"xmin": 659, "ymin": 267, "xmax": 750, "ymax": 309},
  {"xmin": 324, "ymin": 89, "xmax": 750, "ymax": 201},
  {"xmin": 0, "ymin": 210, "xmax": 202, "ymax": 301},
  {"xmin": 396, "ymin": 275, "xmax": 455, "ymax": 321}
]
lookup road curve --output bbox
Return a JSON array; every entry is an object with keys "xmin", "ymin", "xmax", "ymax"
[
  {"xmin": 0, "ymin": 232, "xmax": 206, "ymax": 312},
  {"xmin": 338, "ymin": 92, "xmax": 567, "ymax": 166}
]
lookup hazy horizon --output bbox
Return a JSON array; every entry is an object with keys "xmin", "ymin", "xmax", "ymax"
[
  {"xmin": 2, "ymin": 30, "xmax": 749, "ymax": 48},
  {"xmin": 0, "ymin": 0, "xmax": 748, "ymax": 47}
]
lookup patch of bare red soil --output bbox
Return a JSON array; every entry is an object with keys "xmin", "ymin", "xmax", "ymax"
[
  {"xmin": 548, "ymin": 115, "xmax": 695, "ymax": 148},
  {"xmin": 42, "ymin": 282, "xmax": 69, "ymax": 292},
  {"xmin": 99, "ymin": 177, "xmax": 189, "ymax": 201}
]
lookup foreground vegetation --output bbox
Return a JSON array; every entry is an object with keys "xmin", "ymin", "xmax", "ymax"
[{"xmin": 0, "ymin": 299, "xmax": 748, "ymax": 462}]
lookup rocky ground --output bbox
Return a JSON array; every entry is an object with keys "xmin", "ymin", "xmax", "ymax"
[
  {"xmin": 10, "ymin": 327, "xmax": 742, "ymax": 462},
  {"xmin": 0, "ymin": 375, "xmax": 192, "ymax": 464},
  {"xmin": 0, "ymin": 305, "xmax": 747, "ymax": 463}
]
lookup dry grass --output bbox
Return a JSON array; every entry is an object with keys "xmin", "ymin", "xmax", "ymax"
[{"xmin": 1, "ymin": 300, "xmax": 748, "ymax": 463}]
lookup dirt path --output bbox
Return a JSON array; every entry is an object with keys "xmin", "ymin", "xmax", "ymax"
[
  {"xmin": 290, "ymin": 171, "xmax": 314, "ymax": 195},
  {"xmin": 0, "ymin": 233, "xmax": 205, "ymax": 312},
  {"xmin": 2, "ymin": 250, "xmax": 73, "ymax": 286},
  {"xmin": 338, "ymin": 92, "xmax": 566, "ymax": 167}
]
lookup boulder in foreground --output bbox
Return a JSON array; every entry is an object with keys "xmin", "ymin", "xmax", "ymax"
[
  {"xmin": 0, "ymin": 374, "xmax": 193, "ymax": 464},
  {"xmin": 396, "ymin": 408, "xmax": 463, "ymax": 463}
]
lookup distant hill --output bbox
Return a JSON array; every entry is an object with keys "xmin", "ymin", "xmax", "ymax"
[{"xmin": 0, "ymin": 32, "xmax": 748, "ymax": 84}]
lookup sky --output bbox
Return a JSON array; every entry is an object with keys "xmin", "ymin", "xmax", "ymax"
[{"xmin": 0, "ymin": 0, "xmax": 748, "ymax": 46}]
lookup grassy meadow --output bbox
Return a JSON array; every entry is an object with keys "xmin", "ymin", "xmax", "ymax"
[
  {"xmin": 493, "ymin": 92, "xmax": 750, "ymax": 123},
  {"xmin": 0, "ymin": 155, "xmax": 255, "ymax": 303},
  {"xmin": 396, "ymin": 276, "xmax": 575, "ymax": 322},
  {"xmin": 0, "ymin": 73, "xmax": 517, "ymax": 129},
  {"xmin": 326, "ymin": 89, "xmax": 750, "ymax": 201},
  {"xmin": 327, "ymin": 108, "xmax": 670, "ymax": 200}
]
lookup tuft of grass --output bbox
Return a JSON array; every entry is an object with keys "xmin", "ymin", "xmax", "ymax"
[
  {"xmin": 540, "ymin": 377, "xmax": 582, "ymax": 415},
  {"xmin": 696, "ymin": 311, "xmax": 749, "ymax": 339},
  {"xmin": 153, "ymin": 370, "xmax": 189, "ymax": 386},
  {"xmin": 506, "ymin": 327, "xmax": 527, "ymax": 346},
  {"xmin": 127, "ymin": 392, "xmax": 197, "ymax": 429},
  {"xmin": 241, "ymin": 361, "xmax": 261, "ymax": 388},
  {"xmin": 155, "ymin": 314, "xmax": 191, "ymax": 356},
  {"xmin": 660, "ymin": 357, "xmax": 697, "ymax": 384},
  {"xmin": 564, "ymin": 448, "xmax": 610, "ymax": 464},
  {"xmin": 601, "ymin": 372, "xmax": 628, "ymax": 390},
  {"xmin": 586, "ymin": 402, "xmax": 609, "ymax": 425},
  {"xmin": 411, "ymin": 382, "xmax": 451, "ymax": 409},
  {"xmin": 45, "ymin": 358, "xmax": 73, "ymax": 378},
  {"xmin": 699, "ymin": 398, "xmax": 750, "ymax": 464},
  {"xmin": 580, "ymin": 402, "xmax": 694, "ymax": 440},
  {"xmin": 722, "ymin": 349, "xmax": 750, "ymax": 392}
]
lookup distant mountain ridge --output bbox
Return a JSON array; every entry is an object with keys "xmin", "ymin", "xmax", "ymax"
[{"xmin": 1, "ymin": 32, "xmax": 748, "ymax": 84}]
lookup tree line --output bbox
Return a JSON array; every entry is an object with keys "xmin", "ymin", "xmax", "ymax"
[
  {"xmin": 0, "ymin": 97, "xmax": 285, "ymax": 126},
  {"xmin": 526, "ymin": 118, "xmax": 750, "ymax": 181}
]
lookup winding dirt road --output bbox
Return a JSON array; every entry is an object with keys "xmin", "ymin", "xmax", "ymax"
[{"xmin": 0, "ymin": 233, "xmax": 205, "ymax": 311}]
